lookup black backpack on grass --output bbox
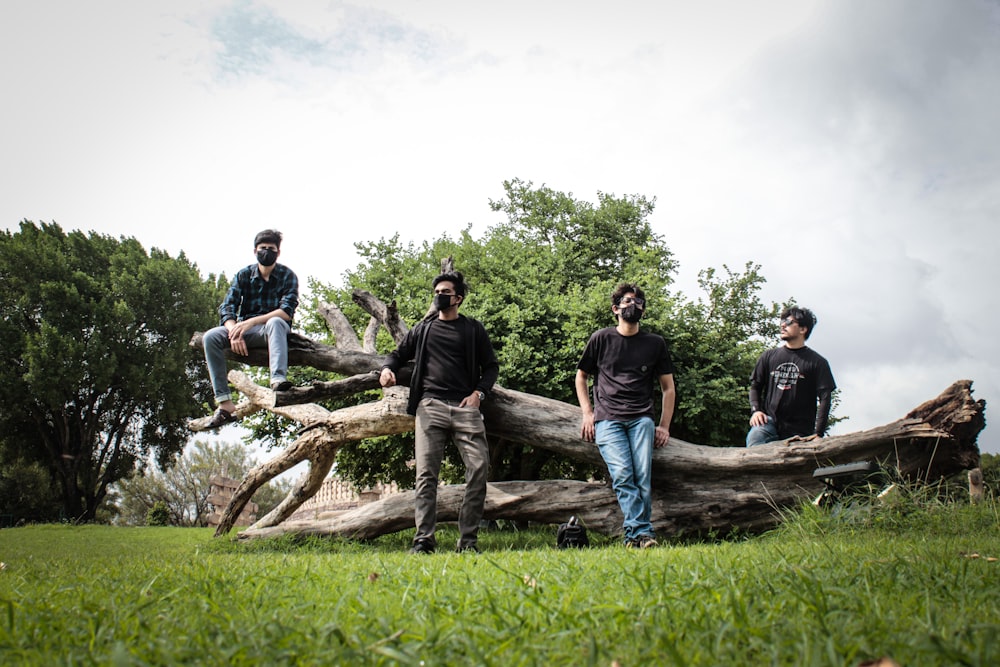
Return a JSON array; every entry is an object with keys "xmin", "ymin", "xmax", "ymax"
[{"xmin": 556, "ymin": 516, "xmax": 589, "ymax": 548}]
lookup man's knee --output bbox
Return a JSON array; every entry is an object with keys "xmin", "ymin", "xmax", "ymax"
[
  {"xmin": 264, "ymin": 317, "xmax": 290, "ymax": 334},
  {"xmin": 746, "ymin": 424, "xmax": 778, "ymax": 447},
  {"xmin": 203, "ymin": 326, "xmax": 230, "ymax": 351}
]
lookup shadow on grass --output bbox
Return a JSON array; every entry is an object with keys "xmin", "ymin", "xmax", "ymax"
[{"xmin": 202, "ymin": 523, "xmax": 629, "ymax": 555}]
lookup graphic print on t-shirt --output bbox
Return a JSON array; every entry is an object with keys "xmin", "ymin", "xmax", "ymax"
[{"xmin": 772, "ymin": 362, "xmax": 804, "ymax": 390}]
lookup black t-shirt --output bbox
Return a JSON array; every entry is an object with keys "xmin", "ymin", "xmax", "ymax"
[
  {"xmin": 749, "ymin": 345, "xmax": 836, "ymax": 438},
  {"xmin": 422, "ymin": 318, "xmax": 474, "ymax": 401},
  {"xmin": 577, "ymin": 327, "xmax": 675, "ymax": 422}
]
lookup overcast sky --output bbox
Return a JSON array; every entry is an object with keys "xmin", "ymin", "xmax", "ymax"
[{"xmin": 2, "ymin": 0, "xmax": 997, "ymax": 454}]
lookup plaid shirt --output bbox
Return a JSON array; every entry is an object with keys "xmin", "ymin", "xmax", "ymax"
[{"xmin": 218, "ymin": 263, "xmax": 299, "ymax": 326}]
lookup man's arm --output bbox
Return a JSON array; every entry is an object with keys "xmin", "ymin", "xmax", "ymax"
[
  {"xmin": 574, "ymin": 370, "xmax": 595, "ymax": 442},
  {"xmin": 748, "ymin": 385, "xmax": 769, "ymax": 427},
  {"xmin": 474, "ymin": 322, "xmax": 500, "ymax": 394},
  {"xmin": 748, "ymin": 354, "xmax": 769, "ymax": 427},
  {"xmin": 655, "ymin": 374, "xmax": 675, "ymax": 448},
  {"xmin": 218, "ymin": 273, "xmax": 243, "ymax": 327},
  {"xmin": 277, "ymin": 268, "xmax": 300, "ymax": 321},
  {"xmin": 379, "ymin": 325, "xmax": 419, "ymax": 388},
  {"xmin": 814, "ymin": 388, "xmax": 833, "ymax": 436}
]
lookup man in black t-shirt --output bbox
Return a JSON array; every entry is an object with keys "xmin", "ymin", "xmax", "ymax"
[
  {"xmin": 746, "ymin": 306, "xmax": 836, "ymax": 446},
  {"xmin": 576, "ymin": 283, "xmax": 676, "ymax": 548},
  {"xmin": 380, "ymin": 271, "xmax": 499, "ymax": 554}
]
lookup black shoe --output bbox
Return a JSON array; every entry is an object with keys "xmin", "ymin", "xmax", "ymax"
[
  {"xmin": 206, "ymin": 407, "xmax": 239, "ymax": 429},
  {"xmin": 270, "ymin": 380, "xmax": 293, "ymax": 392},
  {"xmin": 456, "ymin": 544, "xmax": 481, "ymax": 554},
  {"xmin": 409, "ymin": 538, "xmax": 435, "ymax": 555}
]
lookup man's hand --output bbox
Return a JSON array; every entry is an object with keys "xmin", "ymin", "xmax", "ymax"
[
  {"xmin": 580, "ymin": 412, "xmax": 595, "ymax": 442},
  {"xmin": 459, "ymin": 391, "xmax": 482, "ymax": 409},
  {"xmin": 654, "ymin": 426, "xmax": 670, "ymax": 448},
  {"xmin": 227, "ymin": 321, "xmax": 250, "ymax": 356},
  {"xmin": 379, "ymin": 368, "xmax": 396, "ymax": 388},
  {"xmin": 749, "ymin": 411, "xmax": 768, "ymax": 427}
]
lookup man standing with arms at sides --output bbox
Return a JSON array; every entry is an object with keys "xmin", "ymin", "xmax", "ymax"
[
  {"xmin": 746, "ymin": 306, "xmax": 836, "ymax": 446},
  {"xmin": 201, "ymin": 229, "xmax": 299, "ymax": 429},
  {"xmin": 576, "ymin": 283, "xmax": 676, "ymax": 549},
  {"xmin": 379, "ymin": 271, "xmax": 499, "ymax": 554}
]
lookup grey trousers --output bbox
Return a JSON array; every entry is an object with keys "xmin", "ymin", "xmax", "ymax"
[{"xmin": 413, "ymin": 398, "xmax": 489, "ymax": 548}]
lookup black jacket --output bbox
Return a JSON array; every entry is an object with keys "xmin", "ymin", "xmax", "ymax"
[{"xmin": 382, "ymin": 315, "xmax": 499, "ymax": 415}]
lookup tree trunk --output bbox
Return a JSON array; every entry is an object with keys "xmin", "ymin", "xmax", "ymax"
[{"xmin": 189, "ymin": 290, "xmax": 985, "ymax": 542}]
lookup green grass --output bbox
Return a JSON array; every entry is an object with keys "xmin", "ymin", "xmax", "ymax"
[{"xmin": 1, "ymin": 501, "xmax": 999, "ymax": 666}]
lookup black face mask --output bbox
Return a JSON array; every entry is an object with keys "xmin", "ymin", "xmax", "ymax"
[
  {"xmin": 620, "ymin": 305, "xmax": 643, "ymax": 323},
  {"xmin": 256, "ymin": 248, "xmax": 278, "ymax": 267},
  {"xmin": 433, "ymin": 293, "xmax": 455, "ymax": 311}
]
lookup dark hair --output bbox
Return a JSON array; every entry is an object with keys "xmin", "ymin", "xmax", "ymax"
[
  {"xmin": 253, "ymin": 229, "xmax": 283, "ymax": 248},
  {"xmin": 781, "ymin": 306, "xmax": 817, "ymax": 339},
  {"xmin": 433, "ymin": 271, "xmax": 467, "ymax": 297},
  {"xmin": 611, "ymin": 282, "xmax": 645, "ymax": 306}
]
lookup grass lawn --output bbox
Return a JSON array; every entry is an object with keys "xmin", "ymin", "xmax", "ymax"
[{"xmin": 1, "ymin": 500, "xmax": 998, "ymax": 666}]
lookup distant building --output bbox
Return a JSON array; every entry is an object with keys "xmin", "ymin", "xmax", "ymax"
[
  {"xmin": 206, "ymin": 473, "xmax": 404, "ymax": 526},
  {"xmin": 206, "ymin": 475, "xmax": 258, "ymax": 527},
  {"xmin": 287, "ymin": 476, "xmax": 402, "ymax": 521}
]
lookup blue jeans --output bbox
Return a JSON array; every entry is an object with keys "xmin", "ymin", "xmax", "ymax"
[
  {"xmin": 595, "ymin": 417, "xmax": 655, "ymax": 542},
  {"xmin": 746, "ymin": 419, "xmax": 780, "ymax": 447},
  {"xmin": 203, "ymin": 317, "xmax": 290, "ymax": 402}
]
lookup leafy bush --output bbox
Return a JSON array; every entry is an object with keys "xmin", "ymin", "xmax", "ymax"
[{"xmin": 145, "ymin": 501, "xmax": 171, "ymax": 526}]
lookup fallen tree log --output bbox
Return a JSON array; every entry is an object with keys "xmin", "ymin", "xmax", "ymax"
[
  {"xmin": 189, "ymin": 289, "xmax": 985, "ymax": 542},
  {"xmin": 227, "ymin": 373, "xmax": 983, "ymax": 541}
]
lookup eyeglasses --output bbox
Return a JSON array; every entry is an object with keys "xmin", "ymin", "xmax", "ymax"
[
  {"xmin": 780, "ymin": 317, "xmax": 799, "ymax": 327},
  {"xmin": 620, "ymin": 297, "xmax": 645, "ymax": 306}
]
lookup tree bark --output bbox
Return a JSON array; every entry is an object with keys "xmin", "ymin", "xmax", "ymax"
[{"xmin": 189, "ymin": 291, "xmax": 985, "ymax": 542}]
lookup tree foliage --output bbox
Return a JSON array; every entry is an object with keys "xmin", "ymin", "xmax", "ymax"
[
  {"xmin": 0, "ymin": 460, "xmax": 62, "ymax": 525},
  {"xmin": 115, "ymin": 439, "xmax": 293, "ymax": 526},
  {"xmin": 300, "ymin": 179, "xmax": 783, "ymax": 490},
  {"xmin": 0, "ymin": 221, "xmax": 222, "ymax": 521}
]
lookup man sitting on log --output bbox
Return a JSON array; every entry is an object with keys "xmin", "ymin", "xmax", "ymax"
[
  {"xmin": 746, "ymin": 306, "xmax": 836, "ymax": 446},
  {"xmin": 575, "ymin": 282, "xmax": 676, "ymax": 549},
  {"xmin": 201, "ymin": 229, "xmax": 300, "ymax": 429},
  {"xmin": 379, "ymin": 271, "xmax": 499, "ymax": 554}
]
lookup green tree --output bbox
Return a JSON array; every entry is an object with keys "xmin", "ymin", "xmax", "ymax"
[
  {"xmin": 0, "ymin": 221, "xmax": 222, "ymax": 522},
  {"xmin": 301, "ymin": 179, "xmax": 784, "ymax": 490},
  {"xmin": 116, "ymin": 439, "xmax": 293, "ymax": 526}
]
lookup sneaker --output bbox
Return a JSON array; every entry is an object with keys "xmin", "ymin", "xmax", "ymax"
[
  {"xmin": 456, "ymin": 543, "xmax": 481, "ymax": 554},
  {"xmin": 271, "ymin": 380, "xmax": 293, "ymax": 392},
  {"xmin": 409, "ymin": 538, "xmax": 435, "ymax": 555}
]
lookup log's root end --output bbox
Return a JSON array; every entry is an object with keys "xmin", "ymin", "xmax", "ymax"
[{"xmin": 906, "ymin": 380, "xmax": 986, "ymax": 450}]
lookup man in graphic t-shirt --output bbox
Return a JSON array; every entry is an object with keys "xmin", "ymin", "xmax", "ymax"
[{"xmin": 746, "ymin": 306, "xmax": 836, "ymax": 446}]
